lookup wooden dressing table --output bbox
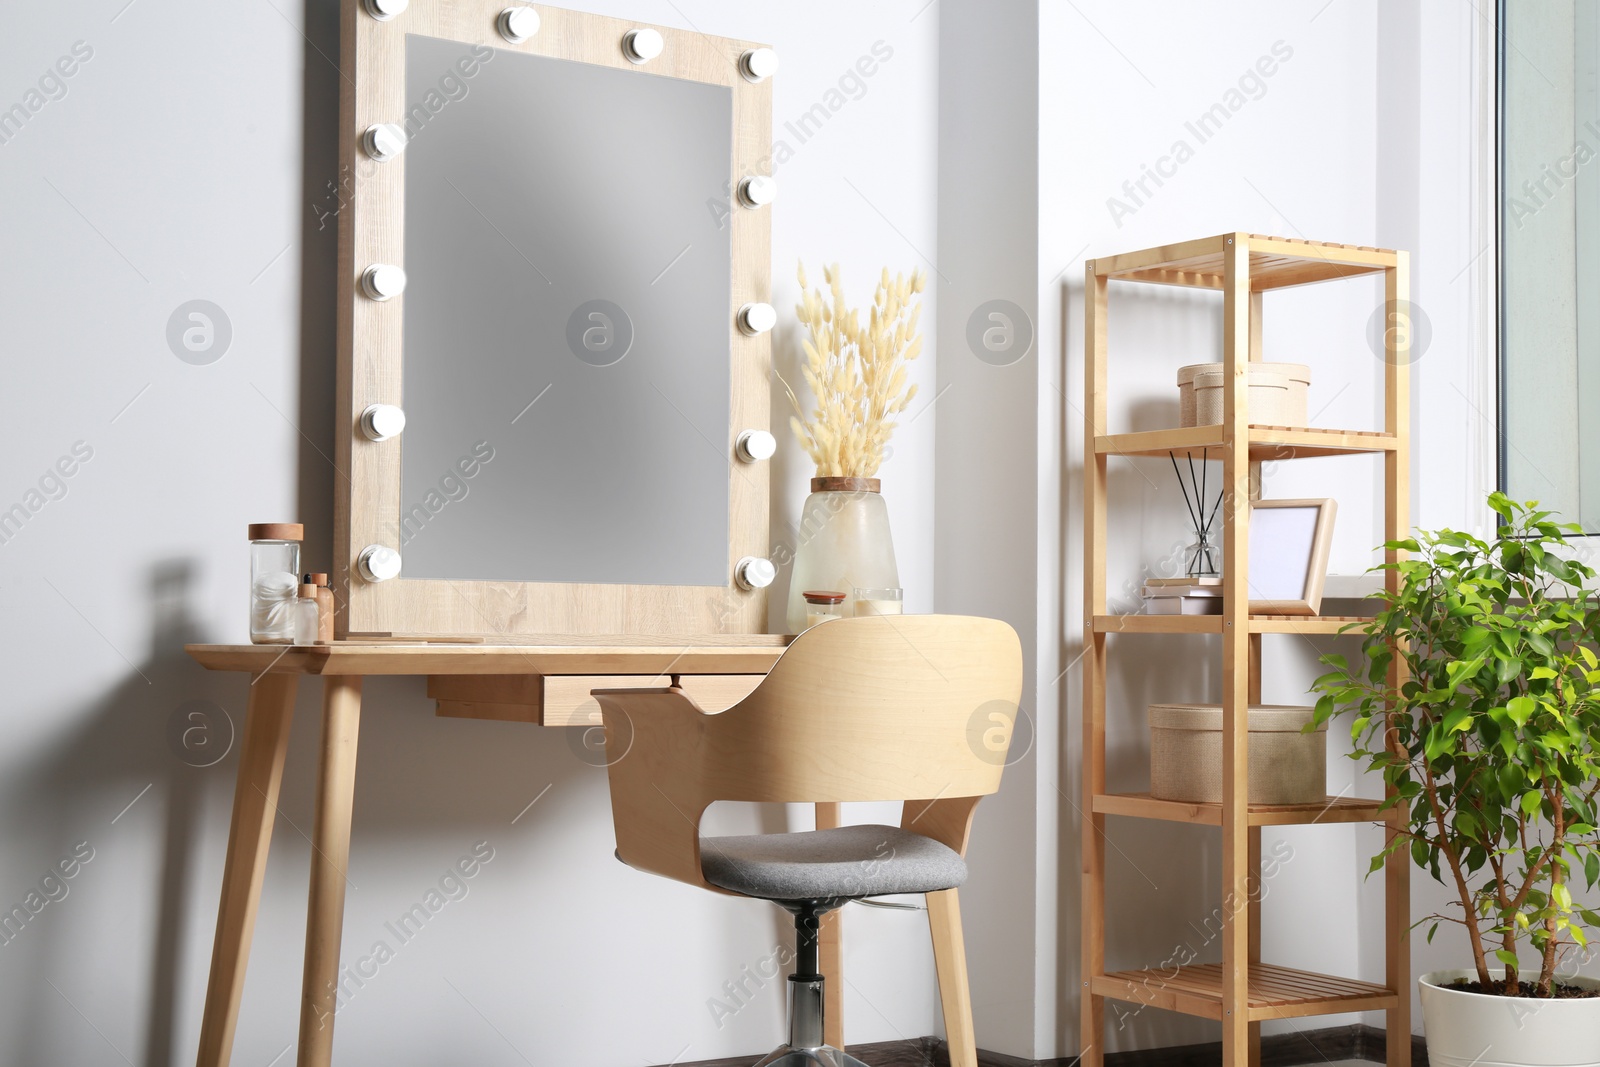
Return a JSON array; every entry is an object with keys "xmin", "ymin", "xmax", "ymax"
[
  {"xmin": 187, "ymin": 636, "xmax": 868, "ymax": 1067},
  {"xmin": 215, "ymin": 5, "xmax": 813, "ymax": 1062}
]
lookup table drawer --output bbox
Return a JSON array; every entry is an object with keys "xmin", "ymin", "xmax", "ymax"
[
  {"xmin": 543, "ymin": 674, "xmax": 763, "ymax": 727},
  {"xmin": 430, "ymin": 673, "xmax": 763, "ymax": 726}
]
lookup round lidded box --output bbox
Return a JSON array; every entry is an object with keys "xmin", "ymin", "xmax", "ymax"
[
  {"xmin": 1148, "ymin": 703, "xmax": 1326, "ymax": 805},
  {"xmin": 1177, "ymin": 362, "xmax": 1311, "ymax": 427}
]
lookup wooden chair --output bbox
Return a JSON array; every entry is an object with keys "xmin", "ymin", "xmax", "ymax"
[{"xmin": 594, "ymin": 614, "xmax": 1023, "ymax": 1067}]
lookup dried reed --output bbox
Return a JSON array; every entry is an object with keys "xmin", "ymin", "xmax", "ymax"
[{"xmin": 783, "ymin": 262, "xmax": 925, "ymax": 478}]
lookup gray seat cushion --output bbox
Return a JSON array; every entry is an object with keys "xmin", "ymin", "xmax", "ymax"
[{"xmin": 700, "ymin": 824, "xmax": 967, "ymax": 901}]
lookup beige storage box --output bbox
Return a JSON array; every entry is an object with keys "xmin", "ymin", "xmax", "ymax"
[
  {"xmin": 1149, "ymin": 703, "xmax": 1326, "ymax": 805},
  {"xmin": 1177, "ymin": 362, "xmax": 1311, "ymax": 427}
]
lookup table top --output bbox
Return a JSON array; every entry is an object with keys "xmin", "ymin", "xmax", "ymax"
[{"xmin": 186, "ymin": 634, "xmax": 792, "ymax": 676}]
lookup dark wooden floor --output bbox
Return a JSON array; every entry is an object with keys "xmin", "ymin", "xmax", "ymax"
[{"xmin": 660, "ymin": 1024, "xmax": 1426, "ymax": 1067}]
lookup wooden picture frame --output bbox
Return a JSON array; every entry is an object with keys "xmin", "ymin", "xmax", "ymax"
[
  {"xmin": 332, "ymin": 0, "xmax": 773, "ymax": 638},
  {"xmin": 1247, "ymin": 498, "xmax": 1338, "ymax": 615}
]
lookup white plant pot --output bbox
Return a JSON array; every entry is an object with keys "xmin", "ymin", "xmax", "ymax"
[{"xmin": 1420, "ymin": 968, "xmax": 1600, "ymax": 1067}]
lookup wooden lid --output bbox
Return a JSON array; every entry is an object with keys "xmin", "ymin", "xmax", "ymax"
[
  {"xmin": 299, "ymin": 583, "xmax": 318, "ymax": 599},
  {"xmin": 802, "ymin": 590, "xmax": 847, "ymax": 604},
  {"xmin": 1187, "ymin": 362, "xmax": 1312, "ymax": 388},
  {"xmin": 1148, "ymin": 703, "xmax": 1323, "ymax": 732},
  {"xmin": 248, "ymin": 523, "xmax": 304, "ymax": 541},
  {"xmin": 305, "ymin": 572, "xmax": 330, "ymax": 586},
  {"xmin": 810, "ymin": 477, "xmax": 880, "ymax": 493}
]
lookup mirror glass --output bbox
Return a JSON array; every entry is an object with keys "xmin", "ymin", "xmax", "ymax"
[{"xmin": 399, "ymin": 34, "xmax": 733, "ymax": 585}]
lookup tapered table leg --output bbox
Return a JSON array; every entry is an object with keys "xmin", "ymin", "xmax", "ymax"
[
  {"xmin": 195, "ymin": 672, "xmax": 299, "ymax": 1067},
  {"xmin": 296, "ymin": 677, "xmax": 362, "ymax": 1067}
]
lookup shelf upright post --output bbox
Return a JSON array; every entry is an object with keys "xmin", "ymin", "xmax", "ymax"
[
  {"xmin": 1383, "ymin": 253, "xmax": 1413, "ymax": 1067},
  {"xmin": 1246, "ymin": 284, "xmax": 1265, "ymax": 1067},
  {"xmin": 1220, "ymin": 235, "xmax": 1254, "ymax": 1067},
  {"xmin": 1080, "ymin": 259, "xmax": 1111, "ymax": 1067}
]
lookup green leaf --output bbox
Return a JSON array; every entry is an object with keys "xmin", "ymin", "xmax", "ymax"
[
  {"xmin": 1586, "ymin": 853, "xmax": 1599, "ymax": 890},
  {"xmin": 1522, "ymin": 790, "xmax": 1544, "ymax": 817},
  {"xmin": 1508, "ymin": 696, "xmax": 1537, "ymax": 728},
  {"xmin": 1496, "ymin": 949, "xmax": 1521, "ymax": 968},
  {"xmin": 1555, "ymin": 883, "xmax": 1574, "ymax": 911}
]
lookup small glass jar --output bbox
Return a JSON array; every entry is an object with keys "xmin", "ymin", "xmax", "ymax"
[
  {"xmin": 852, "ymin": 586, "xmax": 904, "ymax": 617},
  {"xmin": 802, "ymin": 590, "xmax": 847, "ymax": 629},
  {"xmin": 249, "ymin": 523, "xmax": 304, "ymax": 644}
]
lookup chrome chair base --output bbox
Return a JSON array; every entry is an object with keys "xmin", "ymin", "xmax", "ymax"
[
  {"xmin": 750, "ymin": 974, "xmax": 869, "ymax": 1067},
  {"xmin": 751, "ymin": 1045, "xmax": 871, "ymax": 1067}
]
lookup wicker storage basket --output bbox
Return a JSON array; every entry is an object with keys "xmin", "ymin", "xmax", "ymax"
[
  {"xmin": 1149, "ymin": 703, "xmax": 1326, "ymax": 804},
  {"xmin": 1177, "ymin": 362, "xmax": 1311, "ymax": 427}
]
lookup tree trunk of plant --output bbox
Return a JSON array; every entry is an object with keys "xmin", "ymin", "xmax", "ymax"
[{"xmin": 1421, "ymin": 754, "xmax": 1495, "ymax": 987}]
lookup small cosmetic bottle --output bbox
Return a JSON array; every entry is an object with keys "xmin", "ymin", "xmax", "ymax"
[
  {"xmin": 293, "ymin": 584, "xmax": 321, "ymax": 646},
  {"xmin": 304, "ymin": 573, "xmax": 335, "ymax": 642}
]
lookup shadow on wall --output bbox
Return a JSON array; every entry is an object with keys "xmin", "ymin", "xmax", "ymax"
[
  {"xmin": 2, "ymin": 558, "xmax": 617, "ymax": 1066},
  {"xmin": 295, "ymin": 0, "xmax": 341, "ymax": 579},
  {"xmin": 2, "ymin": 561, "xmax": 244, "ymax": 1067},
  {"xmin": 2, "ymin": 0, "xmax": 349, "ymax": 1048}
]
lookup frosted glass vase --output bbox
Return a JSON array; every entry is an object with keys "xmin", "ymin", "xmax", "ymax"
[{"xmin": 786, "ymin": 477, "xmax": 900, "ymax": 632}]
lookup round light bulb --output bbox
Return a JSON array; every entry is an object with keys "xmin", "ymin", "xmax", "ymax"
[
  {"xmin": 363, "ymin": 0, "xmax": 408, "ymax": 21},
  {"xmin": 738, "ymin": 175, "xmax": 777, "ymax": 208},
  {"xmin": 740, "ymin": 48, "xmax": 779, "ymax": 82},
  {"xmin": 360, "ymin": 404, "xmax": 406, "ymax": 442},
  {"xmin": 498, "ymin": 6, "xmax": 540, "ymax": 42},
  {"xmin": 735, "ymin": 556, "xmax": 776, "ymax": 590},
  {"xmin": 361, "ymin": 264, "xmax": 407, "ymax": 301},
  {"xmin": 362, "ymin": 123, "xmax": 406, "ymax": 162},
  {"xmin": 735, "ymin": 429, "xmax": 777, "ymax": 463},
  {"xmin": 358, "ymin": 544, "xmax": 402, "ymax": 583},
  {"xmin": 737, "ymin": 302, "xmax": 776, "ymax": 335},
  {"xmin": 623, "ymin": 28, "xmax": 664, "ymax": 63}
]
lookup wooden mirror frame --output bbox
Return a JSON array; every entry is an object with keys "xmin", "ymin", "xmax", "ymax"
[{"xmin": 332, "ymin": 0, "xmax": 773, "ymax": 638}]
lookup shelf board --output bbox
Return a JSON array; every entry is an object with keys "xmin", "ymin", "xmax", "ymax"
[
  {"xmin": 1092, "ymin": 962, "xmax": 1399, "ymax": 1022},
  {"xmin": 1091, "ymin": 233, "xmax": 1398, "ymax": 292},
  {"xmin": 1250, "ymin": 615, "xmax": 1370, "ymax": 635},
  {"xmin": 1095, "ymin": 425, "xmax": 1397, "ymax": 461},
  {"xmin": 1092, "ymin": 615, "xmax": 1368, "ymax": 635},
  {"xmin": 1093, "ymin": 792, "xmax": 1387, "ymax": 827}
]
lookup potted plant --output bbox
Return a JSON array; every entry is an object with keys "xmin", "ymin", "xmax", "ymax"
[{"xmin": 1312, "ymin": 494, "xmax": 1600, "ymax": 1067}]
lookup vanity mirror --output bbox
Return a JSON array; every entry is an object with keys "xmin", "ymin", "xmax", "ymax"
[{"xmin": 333, "ymin": 0, "xmax": 775, "ymax": 637}]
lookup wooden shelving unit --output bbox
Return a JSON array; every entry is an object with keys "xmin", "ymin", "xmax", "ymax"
[{"xmin": 1081, "ymin": 233, "xmax": 1410, "ymax": 1067}]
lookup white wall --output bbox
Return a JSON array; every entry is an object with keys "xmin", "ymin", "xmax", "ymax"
[
  {"xmin": 933, "ymin": 0, "xmax": 1044, "ymax": 1054},
  {"xmin": 0, "ymin": 2, "xmax": 945, "ymax": 1065}
]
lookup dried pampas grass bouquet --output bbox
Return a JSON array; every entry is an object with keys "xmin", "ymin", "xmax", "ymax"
[{"xmin": 783, "ymin": 262, "xmax": 925, "ymax": 479}]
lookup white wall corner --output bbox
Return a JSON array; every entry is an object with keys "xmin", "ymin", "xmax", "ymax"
[{"xmin": 934, "ymin": 0, "xmax": 1044, "ymax": 1058}]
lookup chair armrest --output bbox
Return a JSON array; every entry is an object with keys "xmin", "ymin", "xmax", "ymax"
[{"xmin": 591, "ymin": 687, "xmax": 720, "ymax": 892}]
